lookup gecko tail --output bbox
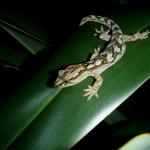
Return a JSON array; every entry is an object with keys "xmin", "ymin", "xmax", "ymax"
[{"xmin": 79, "ymin": 15, "xmax": 114, "ymax": 29}]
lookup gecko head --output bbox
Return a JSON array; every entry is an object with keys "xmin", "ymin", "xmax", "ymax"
[{"xmin": 54, "ymin": 64, "xmax": 86, "ymax": 88}]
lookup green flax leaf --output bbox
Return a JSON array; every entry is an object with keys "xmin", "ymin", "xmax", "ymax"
[
  {"xmin": 0, "ymin": 19, "xmax": 50, "ymax": 55},
  {"xmin": 119, "ymin": 133, "xmax": 150, "ymax": 150}
]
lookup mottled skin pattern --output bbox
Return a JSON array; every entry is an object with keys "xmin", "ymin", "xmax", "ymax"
[{"xmin": 54, "ymin": 15, "xmax": 149, "ymax": 100}]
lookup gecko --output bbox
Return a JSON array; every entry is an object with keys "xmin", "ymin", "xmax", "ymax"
[{"xmin": 54, "ymin": 15, "xmax": 149, "ymax": 100}]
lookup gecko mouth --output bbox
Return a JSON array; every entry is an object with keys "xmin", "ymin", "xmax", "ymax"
[
  {"xmin": 54, "ymin": 80, "xmax": 61, "ymax": 88},
  {"xmin": 55, "ymin": 84, "xmax": 63, "ymax": 88},
  {"xmin": 54, "ymin": 81, "xmax": 62, "ymax": 88},
  {"xmin": 54, "ymin": 79, "xmax": 67, "ymax": 88},
  {"xmin": 55, "ymin": 79, "xmax": 75, "ymax": 88}
]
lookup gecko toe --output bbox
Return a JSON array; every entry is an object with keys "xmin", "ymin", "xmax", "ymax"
[{"xmin": 83, "ymin": 85, "xmax": 99, "ymax": 100}]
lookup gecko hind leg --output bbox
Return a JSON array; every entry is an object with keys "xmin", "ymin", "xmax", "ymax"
[
  {"xmin": 83, "ymin": 74, "xmax": 103, "ymax": 101},
  {"xmin": 94, "ymin": 29, "xmax": 149, "ymax": 42},
  {"xmin": 94, "ymin": 27, "xmax": 111, "ymax": 41},
  {"xmin": 123, "ymin": 30, "xmax": 149, "ymax": 42}
]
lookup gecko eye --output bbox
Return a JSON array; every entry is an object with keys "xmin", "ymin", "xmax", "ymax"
[{"xmin": 58, "ymin": 70, "xmax": 65, "ymax": 76}]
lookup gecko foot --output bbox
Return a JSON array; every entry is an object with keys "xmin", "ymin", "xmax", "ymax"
[
  {"xmin": 136, "ymin": 30, "xmax": 150, "ymax": 40},
  {"xmin": 94, "ymin": 27, "xmax": 111, "ymax": 41},
  {"xmin": 83, "ymin": 85, "xmax": 98, "ymax": 101}
]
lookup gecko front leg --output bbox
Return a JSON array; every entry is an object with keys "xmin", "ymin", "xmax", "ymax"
[
  {"xmin": 90, "ymin": 46, "xmax": 101, "ymax": 60},
  {"xmin": 83, "ymin": 74, "xmax": 103, "ymax": 101}
]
